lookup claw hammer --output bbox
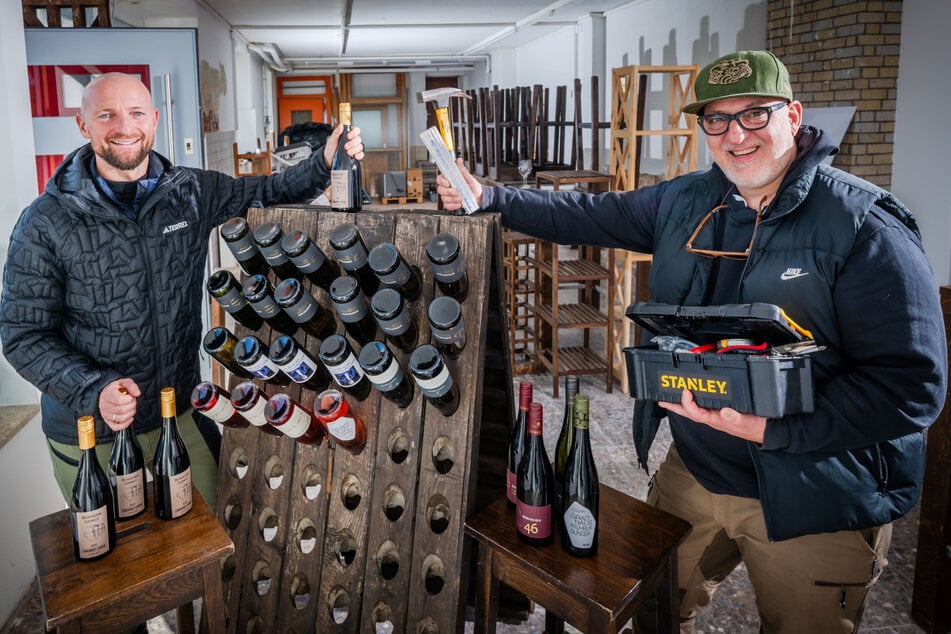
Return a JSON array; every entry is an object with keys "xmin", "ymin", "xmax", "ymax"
[{"xmin": 418, "ymin": 87, "xmax": 471, "ymax": 153}]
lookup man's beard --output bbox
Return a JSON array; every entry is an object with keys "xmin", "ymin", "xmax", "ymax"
[{"xmin": 99, "ymin": 143, "xmax": 151, "ymax": 172}]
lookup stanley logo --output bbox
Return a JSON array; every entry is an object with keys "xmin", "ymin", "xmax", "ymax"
[{"xmin": 659, "ymin": 374, "xmax": 730, "ymax": 396}]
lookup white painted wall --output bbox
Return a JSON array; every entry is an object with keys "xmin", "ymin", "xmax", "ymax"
[{"xmin": 892, "ymin": 0, "xmax": 951, "ymax": 285}]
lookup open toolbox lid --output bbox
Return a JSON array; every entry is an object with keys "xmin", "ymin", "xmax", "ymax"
[{"xmin": 625, "ymin": 302, "xmax": 806, "ymax": 347}]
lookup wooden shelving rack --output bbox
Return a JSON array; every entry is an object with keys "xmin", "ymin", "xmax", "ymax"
[{"xmin": 215, "ymin": 206, "xmax": 514, "ymax": 633}]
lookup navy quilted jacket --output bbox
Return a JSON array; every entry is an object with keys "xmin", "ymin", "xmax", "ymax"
[{"xmin": 0, "ymin": 143, "xmax": 330, "ymax": 444}]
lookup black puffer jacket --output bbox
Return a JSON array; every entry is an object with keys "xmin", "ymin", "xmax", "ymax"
[{"xmin": 0, "ymin": 143, "xmax": 330, "ymax": 444}]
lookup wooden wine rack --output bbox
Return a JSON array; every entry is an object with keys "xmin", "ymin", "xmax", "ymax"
[{"xmin": 215, "ymin": 206, "xmax": 514, "ymax": 633}]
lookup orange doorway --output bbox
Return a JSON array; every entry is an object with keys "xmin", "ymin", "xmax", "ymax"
[{"xmin": 276, "ymin": 75, "xmax": 334, "ymax": 142}]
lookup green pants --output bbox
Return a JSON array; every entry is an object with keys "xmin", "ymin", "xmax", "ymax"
[
  {"xmin": 634, "ymin": 445, "xmax": 891, "ymax": 634},
  {"xmin": 48, "ymin": 408, "xmax": 219, "ymax": 511}
]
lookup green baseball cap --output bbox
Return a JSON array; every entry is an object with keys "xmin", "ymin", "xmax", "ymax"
[{"xmin": 683, "ymin": 50, "xmax": 793, "ymax": 115}]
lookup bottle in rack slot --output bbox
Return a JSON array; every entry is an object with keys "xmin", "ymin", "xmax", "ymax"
[
  {"xmin": 409, "ymin": 344, "xmax": 459, "ymax": 417},
  {"xmin": 315, "ymin": 389, "xmax": 368, "ymax": 454},
  {"xmin": 251, "ymin": 221, "xmax": 301, "ymax": 280},
  {"xmin": 268, "ymin": 335, "xmax": 332, "ymax": 392},
  {"xmin": 190, "ymin": 382, "xmax": 251, "ymax": 429},
  {"xmin": 108, "ymin": 418, "xmax": 147, "ymax": 520},
  {"xmin": 234, "ymin": 334, "xmax": 292, "ymax": 386},
  {"xmin": 281, "ymin": 229, "xmax": 340, "ymax": 292},
  {"xmin": 202, "ymin": 327, "xmax": 255, "ymax": 380},
  {"xmin": 328, "ymin": 223, "xmax": 379, "ymax": 295},
  {"xmin": 219, "ymin": 217, "xmax": 269, "ymax": 277},
  {"xmin": 329, "ymin": 275, "xmax": 378, "ymax": 346},
  {"xmin": 273, "ymin": 277, "xmax": 337, "ymax": 339},
  {"xmin": 560, "ymin": 393, "xmax": 599, "ymax": 557},
  {"xmin": 153, "ymin": 388, "xmax": 193, "ymax": 520},
  {"xmin": 370, "ymin": 288, "xmax": 418, "ymax": 352},
  {"xmin": 329, "ymin": 102, "xmax": 363, "ymax": 212},
  {"xmin": 516, "ymin": 402, "xmax": 555, "ymax": 546},
  {"xmin": 358, "ymin": 340, "xmax": 414, "ymax": 408},
  {"xmin": 230, "ymin": 382, "xmax": 283, "ymax": 436},
  {"xmin": 71, "ymin": 415, "xmax": 116, "ymax": 561},
  {"xmin": 264, "ymin": 393, "xmax": 326, "ymax": 445},
  {"xmin": 426, "ymin": 232, "xmax": 469, "ymax": 302},
  {"xmin": 507, "ymin": 381, "xmax": 532, "ymax": 507},
  {"xmin": 241, "ymin": 274, "xmax": 300, "ymax": 336},
  {"xmin": 368, "ymin": 242, "xmax": 423, "ymax": 301},
  {"xmin": 318, "ymin": 334, "xmax": 372, "ymax": 401},
  {"xmin": 206, "ymin": 269, "xmax": 264, "ymax": 332},
  {"xmin": 553, "ymin": 375, "xmax": 580, "ymax": 510},
  {"xmin": 427, "ymin": 296, "xmax": 466, "ymax": 359}
]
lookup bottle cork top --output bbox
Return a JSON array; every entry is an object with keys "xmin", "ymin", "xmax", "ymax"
[
  {"xmin": 339, "ymin": 102, "xmax": 352, "ymax": 125},
  {"xmin": 77, "ymin": 415, "xmax": 95, "ymax": 450},
  {"xmin": 160, "ymin": 387, "xmax": 177, "ymax": 418}
]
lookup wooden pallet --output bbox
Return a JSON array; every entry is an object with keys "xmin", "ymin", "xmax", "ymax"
[
  {"xmin": 379, "ymin": 195, "xmax": 424, "ymax": 206},
  {"xmin": 217, "ymin": 205, "xmax": 515, "ymax": 633}
]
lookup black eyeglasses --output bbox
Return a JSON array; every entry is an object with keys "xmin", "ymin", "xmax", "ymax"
[
  {"xmin": 697, "ymin": 102, "xmax": 788, "ymax": 136},
  {"xmin": 685, "ymin": 196, "xmax": 769, "ymax": 260}
]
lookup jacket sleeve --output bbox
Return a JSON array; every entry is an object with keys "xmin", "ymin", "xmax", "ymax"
[
  {"xmin": 0, "ymin": 210, "xmax": 119, "ymax": 416},
  {"xmin": 762, "ymin": 208, "xmax": 948, "ymax": 453}
]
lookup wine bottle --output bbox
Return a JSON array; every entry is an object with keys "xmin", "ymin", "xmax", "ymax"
[
  {"xmin": 426, "ymin": 232, "xmax": 469, "ymax": 302},
  {"xmin": 241, "ymin": 274, "xmax": 300, "ymax": 336},
  {"xmin": 329, "ymin": 102, "xmax": 363, "ymax": 212},
  {"xmin": 328, "ymin": 222, "xmax": 379, "ymax": 295},
  {"xmin": 358, "ymin": 340, "xmax": 414, "ymax": 408},
  {"xmin": 281, "ymin": 229, "xmax": 340, "ymax": 292},
  {"xmin": 190, "ymin": 382, "xmax": 251, "ymax": 429},
  {"xmin": 507, "ymin": 381, "xmax": 532, "ymax": 507},
  {"xmin": 234, "ymin": 334, "xmax": 292, "ymax": 386},
  {"xmin": 153, "ymin": 387, "xmax": 193, "ymax": 520},
  {"xmin": 264, "ymin": 393, "xmax": 326, "ymax": 445},
  {"xmin": 315, "ymin": 389, "xmax": 368, "ymax": 454},
  {"xmin": 207, "ymin": 269, "xmax": 265, "ymax": 331},
  {"xmin": 108, "ymin": 419, "xmax": 147, "ymax": 520},
  {"xmin": 553, "ymin": 375, "xmax": 580, "ymax": 511},
  {"xmin": 370, "ymin": 288, "xmax": 418, "ymax": 352},
  {"xmin": 231, "ymin": 381, "xmax": 283, "ymax": 436},
  {"xmin": 560, "ymin": 393, "xmax": 599, "ymax": 557},
  {"xmin": 427, "ymin": 296, "xmax": 466, "ymax": 359},
  {"xmin": 251, "ymin": 221, "xmax": 300, "ymax": 280},
  {"xmin": 318, "ymin": 334, "xmax": 372, "ymax": 401},
  {"xmin": 268, "ymin": 335, "xmax": 332, "ymax": 392},
  {"xmin": 329, "ymin": 275, "xmax": 378, "ymax": 346},
  {"xmin": 71, "ymin": 415, "xmax": 116, "ymax": 561},
  {"xmin": 516, "ymin": 402, "xmax": 555, "ymax": 546},
  {"xmin": 219, "ymin": 216, "xmax": 269, "ymax": 277},
  {"xmin": 273, "ymin": 277, "xmax": 337, "ymax": 340},
  {"xmin": 409, "ymin": 344, "xmax": 459, "ymax": 417},
  {"xmin": 202, "ymin": 327, "xmax": 255, "ymax": 380},
  {"xmin": 368, "ymin": 242, "xmax": 422, "ymax": 301}
]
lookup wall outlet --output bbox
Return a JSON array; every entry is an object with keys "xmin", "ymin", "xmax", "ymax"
[{"xmin": 184, "ymin": 138, "xmax": 194, "ymax": 154}]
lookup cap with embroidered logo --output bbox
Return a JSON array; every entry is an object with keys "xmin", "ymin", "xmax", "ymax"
[{"xmin": 683, "ymin": 50, "xmax": 793, "ymax": 115}]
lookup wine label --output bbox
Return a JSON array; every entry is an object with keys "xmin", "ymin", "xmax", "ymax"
[
  {"xmin": 169, "ymin": 467, "xmax": 193, "ymax": 518},
  {"xmin": 203, "ymin": 397, "xmax": 237, "ymax": 423},
  {"xmin": 225, "ymin": 232, "xmax": 257, "ymax": 261},
  {"xmin": 377, "ymin": 259, "xmax": 412, "ymax": 287},
  {"xmin": 115, "ymin": 469, "xmax": 145, "ymax": 518},
  {"xmin": 432, "ymin": 321, "xmax": 466, "ymax": 348},
  {"xmin": 277, "ymin": 407, "xmax": 314, "ymax": 439},
  {"xmin": 563, "ymin": 501, "xmax": 597, "ymax": 548},
  {"xmin": 243, "ymin": 355, "xmax": 279, "ymax": 380},
  {"xmin": 259, "ymin": 240, "xmax": 289, "ymax": 265},
  {"xmin": 326, "ymin": 353, "xmax": 365, "ymax": 387},
  {"xmin": 366, "ymin": 357, "xmax": 404, "ymax": 392},
  {"xmin": 431, "ymin": 257, "xmax": 465, "ymax": 282},
  {"xmin": 414, "ymin": 365, "xmax": 453, "ymax": 398},
  {"xmin": 330, "ymin": 171, "xmax": 354, "ymax": 209},
  {"xmin": 282, "ymin": 349, "xmax": 318, "ymax": 384},
  {"xmin": 249, "ymin": 295, "xmax": 281, "ymax": 318},
  {"xmin": 73, "ymin": 506, "xmax": 111, "ymax": 559},
  {"xmin": 240, "ymin": 398, "xmax": 270, "ymax": 427},
  {"xmin": 325, "ymin": 415, "xmax": 357, "ymax": 442},
  {"xmin": 506, "ymin": 469, "xmax": 517, "ymax": 504},
  {"xmin": 287, "ymin": 293, "xmax": 320, "ymax": 324},
  {"xmin": 216, "ymin": 287, "xmax": 246, "ymax": 314},
  {"xmin": 516, "ymin": 501, "xmax": 552, "ymax": 540},
  {"xmin": 334, "ymin": 294, "xmax": 366, "ymax": 323},
  {"xmin": 378, "ymin": 308, "xmax": 412, "ymax": 336},
  {"xmin": 288, "ymin": 242, "xmax": 326, "ymax": 273}
]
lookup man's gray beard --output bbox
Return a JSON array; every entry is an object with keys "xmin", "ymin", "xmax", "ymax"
[{"xmin": 100, "ymin": 145, "xmax": 150, "ymax": 172}]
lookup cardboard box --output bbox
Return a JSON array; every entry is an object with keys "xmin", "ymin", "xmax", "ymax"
[{"xmin": 623, "ymin": 302, "xmax": 815, "ymax": 417}]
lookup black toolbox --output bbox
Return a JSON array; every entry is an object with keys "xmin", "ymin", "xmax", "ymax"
[{"xmin": 623, "ymin": 302, "xmax": 815, "ymax": 417}]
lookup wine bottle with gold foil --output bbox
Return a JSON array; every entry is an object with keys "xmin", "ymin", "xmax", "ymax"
[
  {"xmin": 153, "ymin": 388, "xmax": 193, "ymax": 520},
  {"xmin": 71, "ymin": 416, "xmax": 116, "ymax": 561},
  {"xmin": 329, "ymin": 103, "xmax": 363, "ymax": 212}
]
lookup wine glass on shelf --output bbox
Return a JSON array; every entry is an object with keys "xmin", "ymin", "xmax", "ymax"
[{"xmin": 517, "ymin": 159, "xmax": 532, "ymax": 189}]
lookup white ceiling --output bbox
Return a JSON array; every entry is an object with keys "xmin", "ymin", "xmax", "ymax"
[{"xmin": 125, "ymin": 0, "xmax": 632, "ymax": 73}]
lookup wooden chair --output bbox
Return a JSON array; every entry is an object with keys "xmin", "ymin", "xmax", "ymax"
[
  {"xmin": 233, "ymin": 139, "xmax": 272, "ymax": 176},
  {"xmin": 22, "ymin": 0, "xmax": 111, "ymax": 27}
]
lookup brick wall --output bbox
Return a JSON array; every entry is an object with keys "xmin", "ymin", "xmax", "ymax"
[{"xmin": 767, "ymin": 0, "xmax": 902, "ymax": 188}]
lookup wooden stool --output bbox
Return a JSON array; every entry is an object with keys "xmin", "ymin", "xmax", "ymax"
[
  {"xmin": 30, "ymin": 488, "xmax": 233, "ymax": 633},
  {"xmin": 465, "ymin": 484, "xmax": 691, "ymax": 633}
]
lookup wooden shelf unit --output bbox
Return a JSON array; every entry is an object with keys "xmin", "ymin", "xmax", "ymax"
[{"xmin": 502, "ymin": 229, "xmax": 537, "ymax": 375}]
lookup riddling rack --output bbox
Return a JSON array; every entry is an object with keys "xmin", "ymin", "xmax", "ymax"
[{"xmin": 215, "ymin": 205, "xmax": 514, "ymax": 633}]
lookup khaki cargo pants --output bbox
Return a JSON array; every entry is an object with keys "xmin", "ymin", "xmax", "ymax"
[{"xmin": 634, "ymin": 446, "xmax": 891, "ymax": 634}]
